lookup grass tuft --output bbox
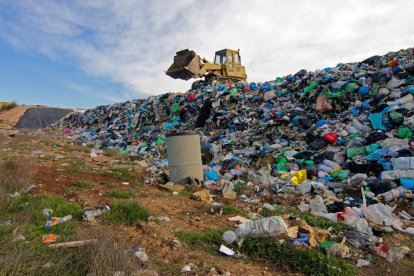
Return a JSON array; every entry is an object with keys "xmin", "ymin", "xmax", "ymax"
[
  {"xmin": 74, "ymin": 180, "xmax": 95, "ymax": 189},
  {"xmin": 176, "ymin": 229, "xmax": 226, "ymax": 253},
  {"xmin": 102, "ymin": 200, "xmax": 150, "ymax": 225},
  {"xmin": 222, "ymin": 205, "xmax": 248, "ymax": 216},
  {"xmin": 107, "ymin": 189, "xmax": 134, "ymax": 199}
]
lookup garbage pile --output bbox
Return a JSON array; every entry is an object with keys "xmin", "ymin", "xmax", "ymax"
[{"xmin": 58, "ymin": 48, "xmax": 414, "ymax": 265}]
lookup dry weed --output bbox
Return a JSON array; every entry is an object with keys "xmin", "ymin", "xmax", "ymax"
[
  {"xmin": 79, "ymin": 226, "xmax": 140, "ymax": 275},
  {"xmin": 0, "ymin": 156, "xmax": 35, "ymax": 207}
]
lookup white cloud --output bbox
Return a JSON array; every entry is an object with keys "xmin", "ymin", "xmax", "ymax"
[{"xmin": 0, "ymin": 0, "xmax": 413, "ymax": 101}]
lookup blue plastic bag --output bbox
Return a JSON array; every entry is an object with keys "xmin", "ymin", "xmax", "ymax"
[
  {"xmin": 205, "ymin": 170, "xmax": 219, "ymax": 181},
  {"xmin": 400, "ymin": 178, "xmax": 414, "ymax": 190}
]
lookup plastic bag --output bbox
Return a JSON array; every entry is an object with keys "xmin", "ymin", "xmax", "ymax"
[
  {"xmin": 235, "ymin": 216, "xmax": 287, "ymax": 238},
  {"xmin": 362, "ymin": 203, "xmax": 403, "ymax": 231},
  {"xmin": 309, "ymin": 195, "xmax": 327, "ymax": 214},
  {"xmin": 291, "ymin": 170, "xmax": 307, "ymax": 185},
  {"xmin": 222, "ymin": 230, "xmax": 237, "ymax": 244}
]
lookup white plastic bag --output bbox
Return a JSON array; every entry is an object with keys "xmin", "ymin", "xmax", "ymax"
[{"xmin": 235, "ymin": 216, "xmax": 287, "ymax": 238}]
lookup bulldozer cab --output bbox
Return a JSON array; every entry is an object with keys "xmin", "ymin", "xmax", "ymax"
[
  {"xmin": 214, "ymin": 49, "xmax": 240, "ymax": 65},
  {"xmin": 213, "ymin": 49, "xmax": 245, "ymax": 79}
]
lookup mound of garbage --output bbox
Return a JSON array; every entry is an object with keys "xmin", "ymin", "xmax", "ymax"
[{"xmin": 59, "ymin": 48, "xmax": 414, "ymax": 265}]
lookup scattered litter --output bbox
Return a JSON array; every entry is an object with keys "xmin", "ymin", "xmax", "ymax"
[
  {"xmin": 48, "ymin": 239, "xmax": 97, "ymax": 248},
  {"xmin": 222, "ymin": 230, "xmax": 237, "ymax": 244},
  {"xmin": 43, "ymin": 209, "xmax": 72, "ymax": 228},
  {"xmin": 326, "ymin": 243, "xmax": 350, "ymax": 258},
  {"xmin": 191, "ymin": 189, "xmax": 212, "ymax": 203},
  {"xmin": 228, "ymin": 216, "xmax": 251, "ymax": 224},
  {"xmin": 42, "ymin": 234, "xmax": 58, "ymax": 245},
  {"xmin": 83, "ymin": 206, "xmax": 110, "ymax": 222},
  {"xmin": 357, "ymin": 259, "xmax": 371, "ymax": 267},
  {"xmin": 374, "ymin": 244, "xmax": 411, "ymax": 262},
  {"xmin": 219, "ymin": 244, "xmax": 235, "ymax": 256}
]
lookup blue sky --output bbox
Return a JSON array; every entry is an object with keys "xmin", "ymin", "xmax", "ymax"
[
  {"xmin": 0, "ymin": 40, "xmax": 123, "ymax": 107},
  {"xmin": 0, "ymin": 0, "xmax": 413, "ymax": 108}
]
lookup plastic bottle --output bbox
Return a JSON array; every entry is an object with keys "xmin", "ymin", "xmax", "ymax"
[
  {"xmin": 352, "ymin": 119, "xmax": 371, "ymax": 133},
  {"xmin": 388, "ymin": 93, "xmax": 414, "ymax": 105},
  {"xmin": 378, "ymin": 186, "xmax": 413, "ymax": 202},
  {"xmin": 379, "ymin": 138, "xmax": 409, "ymax": 148},
  {"xmin": 322, "ymin": 159, "xmax": 339, "ymax": 169},
  {"xmin": 318, "ymin": 164, "xmax": 333, "ymax": 174}
]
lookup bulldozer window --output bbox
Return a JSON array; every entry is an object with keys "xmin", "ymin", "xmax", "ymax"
[
  {"xmin": 214, "ymin": 52, "xmax": 226, "ymax": 64},
  {"xmin": 234, "ymin": 53, "xmax": 240, "ymax": 64},
  {"xmin": 227, "ymin": 53, "xmax": 233, "ymax": 63}
]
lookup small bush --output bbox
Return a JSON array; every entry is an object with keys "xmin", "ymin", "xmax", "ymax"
[
  {"xmin": 107, "ymin": 189, "xmax": 134, "ymax": 199},
  {"xmin": 102, "ymin": 200, "xmax": 150, "ymax": 225}
]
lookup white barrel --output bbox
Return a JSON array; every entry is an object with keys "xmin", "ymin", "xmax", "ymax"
[{"xmin": 166, "ymin": 132, "xmax": 203, "ymax": 183}]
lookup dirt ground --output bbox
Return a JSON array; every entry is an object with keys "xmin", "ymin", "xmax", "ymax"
[{"xmin": 1, "ymin": 128, "xmax": 414, "ymax": 275}]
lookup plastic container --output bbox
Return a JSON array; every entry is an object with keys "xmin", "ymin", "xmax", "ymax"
[{"xmin": 166, "ymin": 132, "xmax": 203, "ymax": 183}]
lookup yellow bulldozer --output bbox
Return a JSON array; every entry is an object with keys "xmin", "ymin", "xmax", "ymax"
[{"xmin": 166, "ymin": 49, "xmax": 247, "ymax": 87}]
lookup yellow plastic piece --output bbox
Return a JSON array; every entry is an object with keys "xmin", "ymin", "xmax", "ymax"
[{"xmin": 291, "ymin": 170, "xmax": 307, "ymax": 185}]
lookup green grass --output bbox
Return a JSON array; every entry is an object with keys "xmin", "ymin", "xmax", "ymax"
[
  {"xmin": 102, "ymin": 200, "xmax": 150, "ymax": 225},
  {"xmin": 241, "ymin": 237, "xmax": 354, "ymax": 276},
  {"xmin": 107, "ymin": 189, "xmax": 134, "ymax": 199},
  {"xmin": 0, "ymin": 194, "xmax": 87, "ymax": 275},
  {"xmin": 176, "ymin": 229, "xmax": 226, "ymax": 254},
  {"xmin": 74, "ymin": 180, "xmax": 95, "ymax": 189},
  {"xmin": 298, "ymin": 213, "xmax": 349, "ymax": 234},
  {"xmin": 0, "ymin": 194, "xmax": 82, "ymax": 240},
  {"xmin": 175, "ymin": 228, "xmax": 355, "ymax": 275},
  {"xmin": 179, "ymin": 190, "xmax": 192, "ymax": 197},
  {"xmin": 221, "ymin": 205, "xmax": 248, "ymax": 216},
  {"xmin": 233, "ymin": 181, "xmax": 246, "ymax": 194},
  {"xmin": 262, "ymin": 205, "xmax": 349, "ymax": 234}
]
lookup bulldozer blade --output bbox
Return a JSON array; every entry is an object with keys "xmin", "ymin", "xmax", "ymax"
[{"xmin": 166, "ymin": 49, "xmax": 201, "ymax": 80}]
